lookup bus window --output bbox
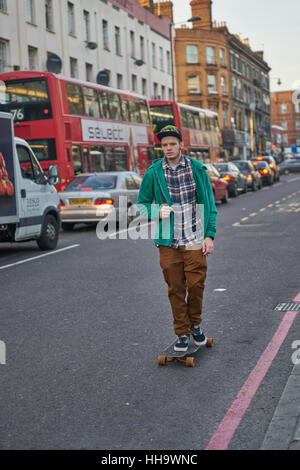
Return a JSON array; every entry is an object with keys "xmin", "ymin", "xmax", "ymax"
[
  {"xmin": 180, "ymin": 108, "xmax": 189, "ymax": 128},
  {"xmin": 27, "ymin": 139, "xmax": 57, "ymax": 162},
  {"xmin": 90, "ymin": 146, "xmax": 105, "ymax": 172},
  {"xmin": 150, "ymin": 104, "xmax": 174, "ymax": 133},
  {"xmin": 72, "ymin": 145, "xmax": 83, "ymax": 175},
  {"xmin": 99, "ymin": 91, "xmax": 110, "ymax": 119},
  {"xmin": 193, "ymin": 113, "xmax": 201, "ymax": 130},
  {"xmin": 129, "ymin": 101, "xmax": 141, "ymax": 123},
  {"xmin": 140, "ymin": 101, "xmax": 150, "ymax": 124},
  {"xmin": 147, "ymin": 147, "xmax": 155, "ymax": 164},
  {"xmin": 66, "ymin": 83, "xmax": 85, "ymax": 115},
  {"xmin": 105, "ymin": 146, "xmax": 114, "ymax": 171},
  {"xmin": 214, "ymin": 115, "xmax": 219, "ymax": 131},
  {"xmin": 121, "ymin": 99, "xmax": 130, "ymax": 122},
  {"xmin": 83, "ymin": 86, "xmax": 100, "ymax": 118},
  {"xmin": 186, "ymin": 111, "xmax": 195, "ymax": 129},
  {"xmin": 82, "ymin": 146, "xmax": 90, "ymax": 172},
  {"xmin": 109, "ymin": 93, "xmax": 122, "ymax": 121},
  {"xmin": 199, "ymin": 112, "xmax": 206, "ymax": 130},
  {"xmin": 0, "ymin": 78, "xmax": 52, "ymax": 122},
  {"xmin": 114, "ymin": 146, "xmax": 128, "ymax": 171}
]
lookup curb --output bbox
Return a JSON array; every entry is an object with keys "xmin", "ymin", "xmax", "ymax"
[{"xmin": 261, "ymin": 363, "xmax": 300, "ymax": 450}]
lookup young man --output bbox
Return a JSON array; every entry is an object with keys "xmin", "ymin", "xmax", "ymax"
[{"xmin": 137, "ymin": 125, "xmax": 217, "ymax": 352}]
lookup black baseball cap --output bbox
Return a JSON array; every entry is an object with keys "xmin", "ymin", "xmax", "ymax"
[{"xmin": 157, "ymin": 125, "xmax": 182, "ymax": 142}]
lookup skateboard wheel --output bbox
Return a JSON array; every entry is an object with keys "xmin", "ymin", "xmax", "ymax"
[
  {"xmin": 186, "ymin": 357, "xmax": 195, "ymax": 367},
  {"xmin": 158, "ymin": 355, "xmax": 167, "ymax": 366},
  {"xmin": 206, "ymin": 338, "xmax": 213, "ymax": 348}
]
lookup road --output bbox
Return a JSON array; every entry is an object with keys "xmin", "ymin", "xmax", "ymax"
[{"xmin": 0, "ymin": 174, "xmax": 300, "ymax": 450}]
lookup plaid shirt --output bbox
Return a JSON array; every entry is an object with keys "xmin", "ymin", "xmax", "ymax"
[{"xmin": 163, "ymin": 154, "xmax": 204, "ymax": 249}]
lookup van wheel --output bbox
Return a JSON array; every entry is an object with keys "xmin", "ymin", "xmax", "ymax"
[{"xmin": 37, "ymin": 214, "xmax": 59, "ymax": 250}]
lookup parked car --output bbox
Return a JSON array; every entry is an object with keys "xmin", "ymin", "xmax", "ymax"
[
  {"xmin": 252, "ymin": 156, "xmax": 280, "ymax": 182},
  {"xmin": 204, "ymin": 163, "xmax": 229, "ymax": 203},
  {"xmin": 234, "ymin": 160, "xmax": 263, "ymax": 191},
  {"xmin": 278, "ymin": 159, "xmax": 300, "ymax": 174},
  {"xmin": 213, "ymin": 162, "xmax": 248, "ymax": 197},
  {"xmin": 251, "ymin": 161, "xmax": 274, "ymax": 185},
  {"xmin": 58, "ymin": 172, "xmax": 142, "ymax": 230}
]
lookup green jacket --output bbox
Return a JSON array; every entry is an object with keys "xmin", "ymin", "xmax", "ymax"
[{"xmin": 137, "ymin": 156, "xmax": 218, "ymax": 246}]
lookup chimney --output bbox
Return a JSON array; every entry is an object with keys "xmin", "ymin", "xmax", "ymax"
[
  {"xmin": 154, "ymin": 1, "xmax": 174, "ymax": 23},
  {"xmin": 137, "ymin": 0, "xmax": 155, "ymax": 13},
  {"xmin": 255, "ymin": 50, "xmax": 264, "ymax": 60},
  {"xmin": 190, "ymin": 0, "xmax": 212, "ymax": 30}
]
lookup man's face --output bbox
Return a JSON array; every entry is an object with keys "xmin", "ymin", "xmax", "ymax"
[{"xmin": 161, "ymin": 136, "xmax": 183, "ymax": 162}]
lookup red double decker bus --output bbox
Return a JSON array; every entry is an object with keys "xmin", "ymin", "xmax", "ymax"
[
  {"xmin": 149, "ymin": 100, "xmax": 222, "ymax": 163},
  {"xmin": 0, "ymin": 71, "xmax": 155, "ymax": 190}
]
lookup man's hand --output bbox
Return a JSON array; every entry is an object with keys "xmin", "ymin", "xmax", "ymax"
[
  {"xmin": 202, "ymin": 237, "xmax": 214, "ymax": 255},
  {"xmin": 160, "ymin": 205, "xmax": 173, "ymax": 219}
]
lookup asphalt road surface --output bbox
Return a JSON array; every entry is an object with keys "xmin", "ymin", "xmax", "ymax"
[{"xmin": 1, "ymin": 174, "xmax": 300, "ymax": 450}]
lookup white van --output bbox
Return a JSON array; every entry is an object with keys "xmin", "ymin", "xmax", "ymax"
[{"xmin": 0, "ymin": 112, "xmax": 60, "ymax": 250}]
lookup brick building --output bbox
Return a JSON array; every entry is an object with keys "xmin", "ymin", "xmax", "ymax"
[
  {"xmin": 172, "ymin": 0, "xmax": 272, "ymax": 159},
  {"xmin": 271, "ymin": 90, "xmax": 300, "ymax": 156}
]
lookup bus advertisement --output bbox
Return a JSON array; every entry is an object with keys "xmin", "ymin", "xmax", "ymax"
[{"xmin": 0, "ymin": 71, "xmax": 155, "ymax": 190}]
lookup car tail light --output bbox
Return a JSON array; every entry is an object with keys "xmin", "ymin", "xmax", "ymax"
[
  {"xmin": 94, "ymin": 198, "xmax": 114, "ymax": 205},
  {"xmin": 59, "ymin": 199, "xmax": 65, "ymax": 210},
  {"xmin": 257, "ymin": 157, "xmax": 263, "ymax": 160},
  {"xmin": 80, "ymin": 187, "xmax": 93, "ymax": 191},
  {"xmin": 247, "ymin": 175, "xmax": 252, "ymax": 181},
  {"xmin": 222, "ymin": 174, "xmax": 231, "ymax": 181},
  {"xmin": 269, "ymin": 164, "xmax": 274, "ymax": 168},
  {"xmin": 260, "ymin": 169, "xmax": 268, "ymax": 175}
]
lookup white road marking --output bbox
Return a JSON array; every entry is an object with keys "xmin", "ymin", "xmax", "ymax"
[
  {"xmin": 287, "ymin": 177, "xmax": 300, "ymax": 183},
  {"xmin": 0, "ymin": 244, "xmax": 80, "ymax": 271}
]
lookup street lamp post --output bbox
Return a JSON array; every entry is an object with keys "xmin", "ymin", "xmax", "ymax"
[{"xmin": 170, "ymin": 17, "xmax": 201, "ymax": 101}]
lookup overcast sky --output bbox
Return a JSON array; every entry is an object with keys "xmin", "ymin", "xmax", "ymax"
[{"xmin": 172, "ymin": 0, "xmax": 300, "ymax": 92}]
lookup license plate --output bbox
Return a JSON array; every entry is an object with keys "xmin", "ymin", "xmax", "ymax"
[{"xmin": 70, "ymin": 199, "xmax": 91, "ymax": 205}]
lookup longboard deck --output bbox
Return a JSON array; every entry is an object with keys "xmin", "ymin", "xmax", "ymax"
[{"xmin": 158, "ymin": 337, "xmax": 213, "ymax": 367}]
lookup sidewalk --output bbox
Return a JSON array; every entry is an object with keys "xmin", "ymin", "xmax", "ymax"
[{"xmin": 261, "ymin": 362, "xmax": 300, "ymax": 450}]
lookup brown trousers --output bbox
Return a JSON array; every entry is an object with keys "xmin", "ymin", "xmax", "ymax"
[{"xmin": 159, "ymin": 245, "xmax": 208, "ymax": 337}]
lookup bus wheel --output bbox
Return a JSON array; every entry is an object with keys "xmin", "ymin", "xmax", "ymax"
[{"xmin": 37, "ymin": 214, "xmax": 59, "ymax": 250}]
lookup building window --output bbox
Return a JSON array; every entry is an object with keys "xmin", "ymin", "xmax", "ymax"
[
  {"xmin": 86, "ymin": 63, "xmax": 93, "ymax": 82},
  {"xmin": 70, "ymin": 57, "xmax": 78, "ymax": 78},
  {"xmin": 220, "ymin": 48, "xmax": 225, "ymax": 66},
  {"xmin": 115, "ymin": 26, "xmax": 121, "ymax": 55},
  {"xmin": 280, "ymin": 103, "xmax": 287, "ymax": 114},
  {"xmin": 117, "ymin": 73, "xmax": 123, "ymax": 90},
  {"xmin": 167, "ymin": 50, "xmax": 171, "ymax": 74},
  {"xmin": 159, "ymin": 47, "xmax": 164, "ymax": 71},
  {"xmin": 161, "ymin": 85, "xmax": 166, "ymax": 100},
  {"xmin": 26, "ymin": 0, "xmax": 35, "ymax": 24},
  {"xmin": 0, "ymin": 39, "xmax": 8, "ymax": 73},
  {"xmin": 140, "ymin": 36, "xmax": 145, "ymax": 62},
  {"xmin": 130, "ymin": 31, "xmax": 135, "ymax": 58},
  {"xmin": 152, "ymin": 43, "xmax": 157, "ymax": 68},
  {"xmin": 186, "ymin": 45, "xmax": 198, "ymax": 64},
  {"xmin": 168, "ymin": 88, "xmax": 173, "ymax": 100},
  {"xmin": 67, "ymin": 2, "xmax": 75, "ymax": 36},
  {"xmin": 221, "ymin": 76, "xmax": 227, "ymax": 94},
  {"xmin": 295, "ymin": 103, "xmax": 300, "ymax": 113},
  {"xmin": 45, "ymin": 0, "xmax": 53, "ymax": 31},
  {"xmin": 187, "ymin": 74, "xmax": 200, "ymax": 94},
  {"xmin": 0, "ymin": 1, "xmax": 7, "ymax": 13},
  {"xmin": 142, "ymin": 78, "xmax": 147, "ymax": 96},
  {"xmin": 132, "ymin": 74, "xmax": 137, "ymax": 92},
  {"xmin": 296, "ymin": 120, "xmax": 300, "ymax": 130},
  {"xmin": 102, "ymin": 20, "xmax": 109, "ymax": 49},
  {"xmin": 208, "ymin": 74, "xmax": 217, "ymax": 94},
  {"xmin": 223, "ymin": 104, "xmax": 228, "ymax": 127},
  {"xmin": 153, "ymin": 82, "xmax": 158, "ymax": 98},
  {"xmin": 206, "ymin": 46, "xmax": 215, "ymax": 65},
  {"xmin": 281, "ymin": 120, "xmax": 287, "ymax": 130},
  {"xmin": 83, "ymin": 10, "xmax": 90, "ymax": 42},
  {"xmin": 28, "ymin": 46, "xmax": 37, "ymax": 70}
]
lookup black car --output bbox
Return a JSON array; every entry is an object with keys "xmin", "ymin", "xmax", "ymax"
[
  {"xmin": 251, "ymin": 160, "xmax": 274, "ymax": 186},
  {"xmin": 278, "ymin": 159, "xmax": 300, "ymax": 174},
  {"xmin": 234, "ymin": 160, "xmax": 263, "ymax": 191},
  {"xmin": 252, "ymin": 156, "xmax": 280, "ymax": 182},
  {"xmin": 213, "ymin": 162, "xmax": 248, "ymax": 197}
]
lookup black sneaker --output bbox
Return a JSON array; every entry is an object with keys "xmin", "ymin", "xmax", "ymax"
[
  {"xmin": 191, "ymin": 325, "xmax": 206, "ymax": 346},
  {"xmin": 174, "ymin": 335, "xmax": 189, "ymax": 352}
]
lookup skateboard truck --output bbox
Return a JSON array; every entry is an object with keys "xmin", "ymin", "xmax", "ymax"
[{"xmin": 158, "ymin": 337, "xmax": 213, "ymax": 368}]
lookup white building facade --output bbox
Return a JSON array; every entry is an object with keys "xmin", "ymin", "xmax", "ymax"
[{"xmin": 0, "ymin": 0, "xmax": 173, "ymax": 99}]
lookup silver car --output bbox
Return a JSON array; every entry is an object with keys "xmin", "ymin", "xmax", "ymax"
[{"xmin": 58, "ymin": 172, "xmax": 142, "ymax": 231}]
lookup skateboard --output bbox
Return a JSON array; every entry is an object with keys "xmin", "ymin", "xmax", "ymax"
[{"xmin": 158, "ymin": 337, "xmax": 213, "ymax": 368}]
